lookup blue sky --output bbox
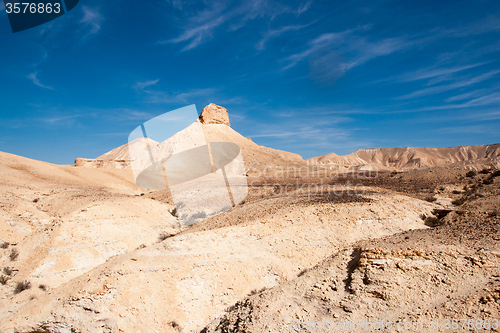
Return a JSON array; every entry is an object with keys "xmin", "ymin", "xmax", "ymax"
[{"xmin": 1, "ymin": 0, "xmax": 499, "ymax": 164}]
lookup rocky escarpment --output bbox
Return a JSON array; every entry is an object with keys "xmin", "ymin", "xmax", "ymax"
[{"xmin": 308, "ymin": 144, "xmax": 500, "ymax": 171}]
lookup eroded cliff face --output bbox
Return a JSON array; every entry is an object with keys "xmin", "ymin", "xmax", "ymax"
[{"xmin": 308, "ymin": 144, "xmax": 500, "ymax": 170}]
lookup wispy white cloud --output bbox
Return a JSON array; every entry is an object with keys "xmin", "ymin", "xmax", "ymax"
[
  {"xmin": 461, "ymin": 91, "xmax": 500, "ymax": 107},
  {"xmin": 228, "ymin": 0, "xmax": 292, "ymax": 31},
  {"xmin": 165, "ymin": 0, "xmax": 184, "ymax": 10},
  {"xmin": 132, "ymin": 78, "xmax": 244, "ymax": 106},
  {"xmin": 256, "ymin": 24, "xmax": 309, "ymax": 50},
  {"xmin": 239, "ymin": 107, "xmax": 357, "ymax": 157},
  {"xmin": 393, "ymin": 62, "xmax": 488, "ymax": 83},
  {"xmin": 445, "ymin": 16, "xmax": 500, "ymax": 38},
  {"xmin": 37, "ymin": 114, "xmax": 81, "ymax": 127},
  {"xmin": 438, "ymin": 124, "xmax": 499, "ymax": 135},
  {"xmin": 250, "ymin": 129, "xmax": 321, "ymax": 138},
  {"xmin": 27, "ymin": 72, "xmax": 53, "ymax": 90},
  {"xmin": 340, "ymin": 37, "xmax": 412, "ymax": 72},
  {"xmin": 164, "ymin": 2, "xmax": 228, "ymax": 51},
  {"xmin": 120, "ymin": 109, "xmax": 156, "ymax": 120},
  {"xmin": 131, "ymin": 76, "xmax": 215, "ymax": 104},
  {"xmin": 282, "ymin": 25, "xmax": 410, "ymax": 74},
  {"xmin": 163, "ymin": 0, "xmax": 303, "ymax": 51},
  {"xmin": 405, "ymin": 91, "xmax": 500, "ymax": 112},
  {"xmin": 80, "ymin": 6, "xmax": 103, "ymax": 34},
  {"xmin": 297, "ymin": 0, "xmax": 312, "ymax": 16},
  {"xmin": 134, "ymin": 79, "xmax": 160, "ymax": 90},
  {"xmin": 210, "ymin": 96, "xmax": 247, "ymax": 105},
  {"xmin": 228, "ymin": 112, "xmax": 246, "ymax": 123},
  {"xmin": 282, "ymin": 29, "xmax": 354, "ymax": 70},
  {"xmin": 144, "ymin": 88, "xmax": 216, "ymax": 104},
  {"xmin": 446, "ymin": 88, "xmax": 491, "ymax": 102},
  {"xmin": 398, "ymin": 69, "xmax": 500, "ymax": 99},
  {"xmin": 462, "ymin": 110, "xmax": 500, "ymax": 121}
]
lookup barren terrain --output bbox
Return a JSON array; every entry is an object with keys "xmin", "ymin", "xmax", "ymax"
[{"xmin": 1, "ymin": 105, "xmax": 499, "ymax": 332}]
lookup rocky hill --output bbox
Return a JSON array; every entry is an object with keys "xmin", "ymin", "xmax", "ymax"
[
  {"xmin": 308, "ymin": 144, "xmax": 500, "ymax": 171},
  {"xmin": 75, "ymin": 103, "xmax": 304, "ymax": 172}
]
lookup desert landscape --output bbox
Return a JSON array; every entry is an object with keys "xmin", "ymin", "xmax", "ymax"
[{"xmin": 0, "ymin": 104, "xmax": 499, "ymax": 332}]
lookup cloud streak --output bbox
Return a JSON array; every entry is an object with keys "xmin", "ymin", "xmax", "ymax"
[
  {"xmin": 80, "ymin": 6, "xmax": 103, "ymax": 34},
  {"xmin": 249, "ymin": 129, "xmax": 321, "ymax": 138},
  {"xmin": 438, "ymin": 124, "xmax": 499, "ymax": 135},
  {"xmin": 27, "ymin": 72, "xmax": 53, "ymax": 90},
  {"xmin": 256, "ymin": 24, "xmax": 309, "ymax": 50},
  {"xmin": 393, "ymin": 62, "xmax": 489, "ymax": 83},
  {"xmin": 398, "ymin": 69, "xmax": 500, "ymax": 99},
  {"xmin": 165, "ymin": 2, "xmax": 228, "ymax": 51},
  {"xmin": 282, "ymin": 26, "xmax": 412, "ymax": 74},
  {"xmin": 144, "ymin": 88, "xmax": 216, "ymax": 104},
  {"xmin": 134, "ymin": 79, "xmax": 160, "ymax": 90},
  {"xmin": 297, "ymin": 0, "xmax": 312, "ymax": 16},
  {"xmin": 445, "ymin": 15, "xmax": 500, "ymax": 38},
  {"xmin": 163, "ymin": 0, "xmax": 304, "ymax": 51},
  {"xmin": 38, "ymin": 114, "xmax": 81, "ymax": 125}
]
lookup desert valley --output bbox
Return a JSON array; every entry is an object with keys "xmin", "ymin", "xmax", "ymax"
[{"xmin": 1, "ymin": 104, "xmax": 500, "ymax": 333}]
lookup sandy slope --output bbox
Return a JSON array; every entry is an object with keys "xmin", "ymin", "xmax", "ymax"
[{"xmin": 0, "ymin": 178, "xmax": 437, "ymax": 332}]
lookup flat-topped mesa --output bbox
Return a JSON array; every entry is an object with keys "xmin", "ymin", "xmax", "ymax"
[{"xmin": 199, "ymin": 103, "xmax": 231, "ymax": 127}]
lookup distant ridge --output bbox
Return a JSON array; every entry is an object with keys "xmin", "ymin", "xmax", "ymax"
[
  {"xmin": 307, "ymin": 144, "xmax": 500, "ymax": 170},
  {"xmin": 75, "ymin": 103, "xmax": 500, "ymax": 172}
]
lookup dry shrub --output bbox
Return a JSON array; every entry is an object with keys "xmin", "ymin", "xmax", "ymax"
[
  {"xmin": 3, "ymin": 267, "xmax": 13, "ymax": 276},
  {"xmin": 14, "ymin": 280, "xmax": 31, "ymax": 294},
  {"xmin": 0, "ymin": 275, "xmax": 9, "ymax": 285},
  {"xmin": 9, "ymin": 248, "xmax": 19, "ymax": 261}
]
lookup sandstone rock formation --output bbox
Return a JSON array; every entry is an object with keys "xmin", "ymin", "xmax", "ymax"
[
  {"xmin": 74, "ymin": 104, "xmax": 305, "ymax": 172},
  {"xmin": 199, "ymin": 103, "xmax": 231, "ymax": 126}
]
